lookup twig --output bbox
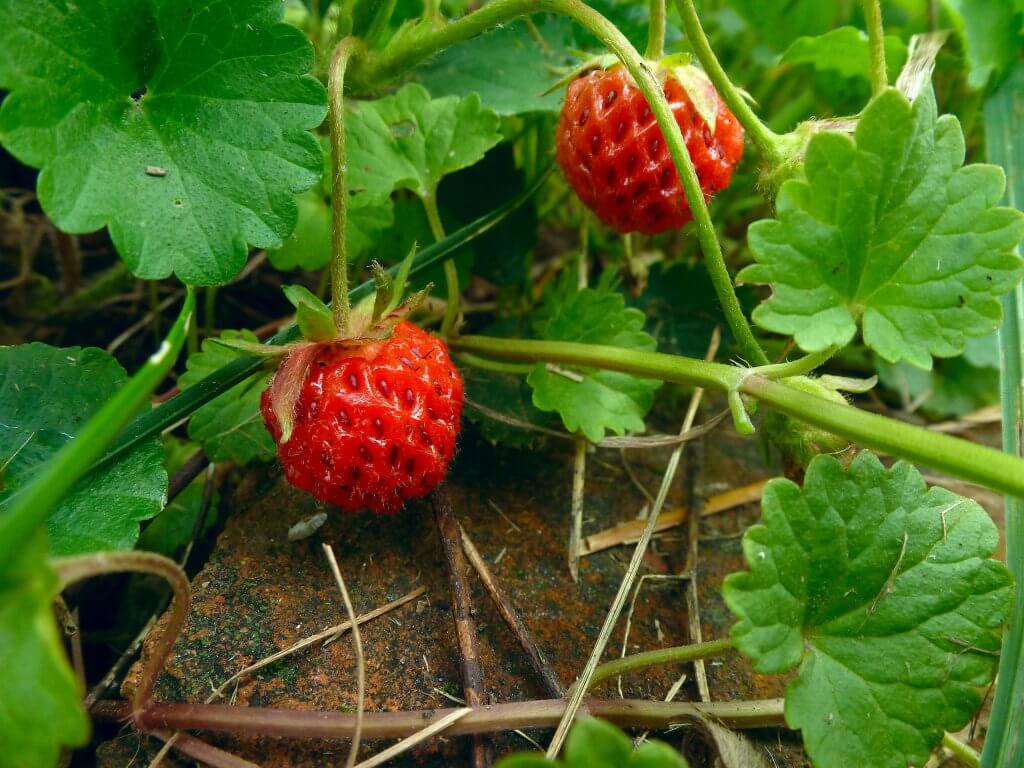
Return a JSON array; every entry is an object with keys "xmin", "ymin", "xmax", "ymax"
[
  {"xmin": 353, "ymin": 709, "xmax": 474, "ymax": 768},
  {"xmin": 569, "ymin": 439, "xmax": 587, "ymax": 581},
  {"xmin": 128, "ymin": 697, "xmax": 788, "ymax": 737},
  {"xmin": 682, "ymin": 441, "xmax": 711, "ymax": 702},
  {"xmin": 166, "ymin": 449, "xmax": 209, "ymax": 506},
  {"xmin": 107, "ymin": 289, "xmax": 185, "ymax": 354},
  {"xmin": 459, "ymin": 523, "xmax": 565, "ymax": 698},
  {"xmin": 322, "ymin": 544, "xmax": 365, "ymax": 768},
  {"xmin": 147, "ymin": 730, "xmax": 258, "ymax": 768},
  {"xmin": 545, "ymin": 329, "xmax": 719, "ymax": 757},
  {"xmin": 180, "ymin": 462, "xmax": 216, "ymax": 569},
  {"xmin": 582, "ymin": 479, "xmax": 767, "ymax": 555},
  {"xmin": 433, "ymin": 490, "xmax": 492, "ymax": 768},
  {"xmin": 86, "ymin": 614, "xmax": 159, "ymax": 710}
]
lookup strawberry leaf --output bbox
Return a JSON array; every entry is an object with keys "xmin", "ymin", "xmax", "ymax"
[
  {"xmin": 876, "ymin": 342, "xmax": 999, "ymax": 418},
  {"xmin": 724, "ymin": 451, "xmax": 1011, "ymax": 768},
  {"xmin": 415, "ymin": 15, "xmax": 577, "ymax": 115},
  {"xmin": 527, "ymin": 287, "xmax": 660, "ymax": 443},
  {"xmin": 739, "ymin": 87, "xmax": 1024, "ymax": 369},
  {"xmin": 346, "ymin": 83, "xmax": 502, "ymax": 201},
  {"xmin": 179, "ymin": 331, "xmax": 275, "ymax": 464},
  {"xmin": 496, "ymin": 718, "xmax": 688, "ymax": 767},
  {"xmin": 0, "ymin": 532, "xmax": 89, "ymax": 766},
  {"xmin": 781, "ymin": 27, "xmax": 907, "ymax": 82},
  {"xmin": 0, "ymin": 0, "xmax": 327, "ymax": 285},
  {"xmin": 139, "ymin": 439, "xmax": 218, "ymax": 557},
  {"xmin": 0, "ymin": 344, "xmax": 166, "ymax": 555}
]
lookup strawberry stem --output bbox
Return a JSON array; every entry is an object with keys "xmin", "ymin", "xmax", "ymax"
[
  {"xmin": 674, "ymin": 0, "xmax": 787, "ymax": 165},
  {"xmin": 328, "ymin": 38, "xmax": 362, "ymax": 337},
  {"xmin": 861, "ymin": 0, "xmax": 888, "ymax": 98},
  {"xmin": 448, "ymin": 333, "xmax": 1024, "ymax": 499},
  {"xmin": 645, "ymin": 0, "xmax": 666, "ymax": 60}
]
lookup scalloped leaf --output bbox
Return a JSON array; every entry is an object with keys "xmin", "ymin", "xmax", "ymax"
[
  {"xmin": 527, "ymin": 287, "xmax": 660, "ymax": 443},
  {"xmin": 0, "ymin": 0, "xmax": 327, "ymax": 285},
  {"xmin": 740, "ymin": 87, "xmax": 1024, "ymax": 369},
  {"xmin": 724, "ymin": 451, "xmax": 1011, "ymax": 768}
]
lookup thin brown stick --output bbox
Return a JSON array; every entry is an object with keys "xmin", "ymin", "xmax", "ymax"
[
  {"xmin": 458, "ymin": 523, "xmax": 565, "ymax": 699},
  {"xmin": 582, "ymin": 479, "xmax": 767, "ymax": 555},
  {"xmin": 165, "ymin": 449, "xmax": 209, "ymax": 506},
  {"xmin": 354, "ymin": 708, "xmax": 473, "ymax": 768},
  {"xmin": 128, "ymin": 697, "xmax": 787, "ymax": 738},
  {"xmin": 148, "ymin": 730, "xmax": 259, "ymax": 768},
  {"xmin": 682, "ymin": 441, "xmax": 711, "ymax": 703},
  {"xmin": 568, "ymin": 439, "xmax": 587, "ymax": 581},
  {"xmin": 322, "ymin": 545, "xmax": 366, "ymax": 768},
  {"xmin": 433, "ymin": 490, "xmax": 492, "ymax": 768}
]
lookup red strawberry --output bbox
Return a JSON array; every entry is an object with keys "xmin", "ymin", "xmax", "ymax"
[
  {"xmin": 260, "ymin": 321, "xmax": 463, "ymax": 514},
  {"xmin": 556, "ymin": 65, "xmax": 744, "ymax": 235}
]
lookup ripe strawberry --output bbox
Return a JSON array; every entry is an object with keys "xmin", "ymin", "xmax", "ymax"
[
  {"xmin": 556, "ymin": 65, "xmax": 744, "ymax": 235},
  {"xmin": 260, "ymin": 321, "xmax": 463, "ymax": 514}
]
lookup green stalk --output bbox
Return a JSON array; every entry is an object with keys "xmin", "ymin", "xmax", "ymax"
[
  {"xmin": 860, "ymin": 0, "xmax": 888, "ymax": 98},
  {"xmin": 328, "ymin": 38, "xmax": 362, "ymax": 336},
  {"xmin": 586, "ymin": 637, "xmax": 734, "ymax": 691},
  {"xmin": 449, "ymin": 334, "xmax": 1024, "ymax": 497},
  {"xmin": 750, "ymin": 346, "xmax": 839, "ymax": 381},
  {"xmin": 981, "ymin": 63, "xmax": 1024, "ymax": 768},
  {"xmin": 0, "ymin": 291, "xmax": 195, "ymax": 564},
  {"xmin": 645, "ymin": 0, "xmax": 666, "ymax": 60},
  {"xmin": 422, "ymin": 193, "xmax": 460, "ymax": 337},
  {"xmin": 944, "ymin": 733, "xmax": 981, "ymax": 768},
  {"xmin": 674, "ymin": 0, "xmax": 789, "ymax": 164},
  {"xmin": 350, "ymin": 0, "xmax": 768, "ymax": 365}
]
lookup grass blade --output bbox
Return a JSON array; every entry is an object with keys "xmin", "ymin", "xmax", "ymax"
[{"xmin": 981, "ymin": 62, "xmax": 1024, "ymax": 768}]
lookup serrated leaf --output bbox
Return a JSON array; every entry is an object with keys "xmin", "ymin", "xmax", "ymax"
[
  {"xmin": 0, "ymin": 344, "xmax": 165, "ymax": 555},
  {"xmin": 346, "ymin": 83, "xmax": 502, "ymax": 200},
  {"xmin": 724, "ymin": 451, "xmax": 1011, "ymax": 768},
  {"xmin": 0, "ymin": 0, "xmax": 327, "ymax": 285},
  {"xmin": 0, "ymin": 532, "xmax": 89, "ymax": 767},
  {"xmin": 416, "ymin": 15, "xmax": 577, "ymax": 115},
  {"xmin": 527, "ymin": 288, "xmax": 660, "ymax": 443},
  {"xmin": 782, "ymin": 27, "xmax": 907, "ymax": 82},
  {"xmin": 727, "ymin": 0, "xmax": 842, "ymax": 51},
  {"xmin": 179, "ymin": 331, "xmax": 275, "ymax": 464},
  {"xmin": 740, "ymin": 87, "xmax": 1024, "ymax": 369}
]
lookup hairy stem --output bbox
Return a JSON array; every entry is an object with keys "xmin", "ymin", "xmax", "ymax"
[
  {"xmin": 645, "ymin": 0, "xmax": 666, "ymax": 59},
  {"xmin": 587, "ymin": 637, "xmax": 735, "ymax": 691},
  {"xmin": 674, "ymin": 0, "xmax": 786, "ymax": 163},
  {"xmin": 130, "ymin": 697, "xmax": 786, "ymax": 739},
  {"xmin": 54, "ymin": 551, "xmax": 191, "ymax": 716},
  {"xmin": 861, "ymin": 0, "xmax": 888, "ymax": 97},
  {"xmin": 751, "ymin": 346, "xmax": 838, "ymax": 381},
  {"xmin": 328, "ymin": 38, "xmax": 362, "ymax": 335},
  {"xmin": 449, "ymin": 334, "xmax": 1024, "ymax": 497}
]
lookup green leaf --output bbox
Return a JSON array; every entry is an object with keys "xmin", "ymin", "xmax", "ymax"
[
  {"xmin": 139, "ymin": 439, "xmax": 218, "ymax": 557},
  {"xmin": 876, "ymin": 349, "xmax": 998, "ymax": 418},
  {"xmin": 463, "ymin": 366, "xmax": 559, "ymax": 446},
  {"xmin": 946, "ymin": 0, "xmax": 1022, "ymax": 89},
  {"xmin": 727, "ymin": 0, "xmax": 842, "ymax": 51},
  {"xmin": 283, "ymin": 284, "xmax": 336, "ymax": 342},
  {"xmin": 740, "ymin": 87, "xmax": 1024, "ymax": 369},
  {"xmin": 416, "ymin": 15, "xmax": 577, "ymax": 115},
  {"xmin": 781, "ymin": 27, "xmax": 907, "ymax": 82},
  {"xmin": 724, "ymin": 451, "xmax": 1011, "ymax": 768},
  {"xmin": 0, "ymin": 0, "xmax": 327, "ymax": 285},
  {"xmin": 0, "ymin": 344, "xmax": 165, "ymax": 555},
  {"xmin": 527, "ymin": 287, "xmax": 660, "ymax": 443},
  {"xmin": 495, "ymin": 719, "xmax": 688, "ymax": 768},
  {"xmin": 346, "ymin": 83, "xmax": 503, "ymax": 200},
  {"xmin": 179, "ymin": 331, "xmax": 275, "ymax": 465},
  {"xmin": 0, "ymin": 533, "xmax": 89, "ymax": 767}
]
